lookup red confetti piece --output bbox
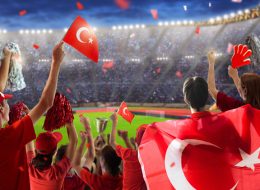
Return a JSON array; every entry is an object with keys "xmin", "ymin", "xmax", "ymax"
[
  {"xmin": 86, "ymin": 143, "xmax": 90, "ymax": 148},
  {"xmin": 33, "ymin": 44, "xmax": 40, "ymax": 49},
  {"xmin": 150, "ymin": 9, "xmax": 158, "ymax": 20},
  {"xmin": 115, "ymin": 0, "xmax": 129, "ymax": 10},
  {"xmin": 76, "ymin": 2, "xmax": 84, "ymax": 10},
  {"xmin": 195, "ymin": 26, "xmax": 200, "ymax": 34},
  {"xmin": 19, "ymin": 10, "xmax": 27, "ymax": 16}
]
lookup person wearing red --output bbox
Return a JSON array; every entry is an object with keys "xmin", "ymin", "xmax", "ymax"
[
  {"xmin": 0, "ymin": 42, "xmax": 64, "ymax": 190},
  {"xmin": 26, "ymin": 121, "xmax": 77, "ymax": 190},
  {"xmin": 73, "ymin": 115, "xmax": 122, "ymax": 190},
  {"xmin": 207, "ymin": 51, "xmax": 260, "ymax": 112},
  {"xmin": 110, "ymin": 112, "xmax": 147, "ymax": 190}
]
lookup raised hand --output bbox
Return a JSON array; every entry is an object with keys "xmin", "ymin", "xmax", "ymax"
[
  {"xmin": 207, "ymin": 51, "xmax": 216, "ymax": 65},
  {"xmin": 110, "ymin": 112, "xmax": 118, "ymax": 122},
  {"xmin": 52, "ymin": 42, "xmax": 65, "ymax": 65},
  {"xmin": 79, "ymin": 114, "xmax": 91, "ymax": 131},
  {"xmin": 231, "ymin": 44, "xmax": 252, "ymax": 68},
  {"xmin": 118, "ymin": 130, "xmax": 128, "ymax": 139}
]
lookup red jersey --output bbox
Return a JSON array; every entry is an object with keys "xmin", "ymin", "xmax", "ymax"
[
  {"xmin": 0, "ymin": 115, "xmax": 36, "ymax": 190},
  {"xmin": 116, "ymin": 145, "xmax": 147, "ymax": 190},
  {"xmin": 27, "ymin": 151, "xmax": 71, "ymax": 190},
  {"xmin": 80, "ymin": 168, "xmax": 122, "ymax": 190},
  {"xmin": 64, "ymin": 171, "xmax": 86, "ymax": 190},
  {"xmin": 217, "ymin": 91, "xmax": 244, "ymax": 112}
]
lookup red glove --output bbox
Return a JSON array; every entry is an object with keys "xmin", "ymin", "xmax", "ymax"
[{"xmin": 231, "ymin": 44, "xmax": 252, "ymax": 68}]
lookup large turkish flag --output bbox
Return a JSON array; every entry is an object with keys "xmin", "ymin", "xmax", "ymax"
[
  {"xmin": 139, "ymin": 104, "xmax": 260, "ymax": 190},
  {"xmin": 63, "ymin": 16, "xmax": 99, "ymax": 63}
]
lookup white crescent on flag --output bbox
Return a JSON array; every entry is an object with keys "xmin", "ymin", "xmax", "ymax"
[
  {"xmin": 164, "ymin": 138, "xmax": 239, "ymax": 190},
  {"xmin": 123, "ymin": 107, "xmax": 128, "ymax": 116},
  {"xmin": 76, "ymin": 27, "xmax": 90, "ymax": 43}
]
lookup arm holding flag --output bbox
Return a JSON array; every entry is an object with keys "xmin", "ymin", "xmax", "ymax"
[
  {"xmin": 0, "ymin": 47, "xmax": 12, "ymax": 91},
  {"xmin": 65, "ymin": 122, "xmax": 78, "ymax": 160},
  {"xmin": 118, "ymin": 130, "xmax": 133, "ymax": 149},
  {"xmin": 110, "ymin": 112, "xmax": 118, "ymax": 149},
  {"xmin": 207, "ymin": 51, "xmax": 218, "ymax": 100},
  {"xmin": 28, "ymin": 42, "xmax": 64, "ymax": 124}
]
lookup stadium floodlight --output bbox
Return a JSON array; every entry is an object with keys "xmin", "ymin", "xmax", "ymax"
[
  {"xmin": 237, "ymin": 10, "xmax": 243, "ymax": 15},
  {"xmin": 216, "ymin": 16, "xmax": 221, "ymax": 21},
  {"xmin": 93, "ymin": 27, "xmax": 97, "ymax": 32},
  {"xmin": 48, "ymin": 29, "xmax": 53, "ymax": 34},
  {"xmin": 170, "ymin": 21, "xmax": 175, "ymax": 26},
  {"xmin": 135, "ymin": 24, "xmax": 140, "ymax": 29},
  {"xmin": 141, "ymin": 24, "xmax": 145, "ymax": 29},
  {"xmin": 64, "ymin": 28, "xmax": 68, "ymax": 32},
  {"xmin": 118, "ymin": 26, "xmax": 122, "ymax": 30},
  {"xmin": 183, "ymin": 20, "xmax": 188, "ymax": 25},
  {"xmin": 124, "ymin": 25, "xmax": 128, "ymax": 30},
  {"xmin": 112, "ymin": 26, "xmax": 116, "ymax": 30},
  {"xmin": 31, "ymin": 30, "xmax": 35, "ymax": 34},
  {"xmin": 176, "ymin": 21, "xmax": 181, "ymax": 25},
  {"xmin": 230, "ymin": 12, "xmax": 236, "ymax": 18},
  {"xmin": 189, "ymin": 20, "xmax": 194, "ymax": 25},
  {"xmin": 164, "ymin": 22, "xmax": 169, "ymax": 26},
  {"xmin": 42, "ymin": 29, "xmax": 47, "ymax": 34},
  {"xmin": 129, "ymin": 25, "xmax": 134, "ymax": 29},
  {"xmin": 158, "ymin": 22, "xmax": 163, "ymax": 26},
  {"xmin": 3, "ymin": 30, "xmax": 7, "ymax": 34},
  {"xmin": 244, "ymin": 9, "xmax": 250, "ymax": 14},
  {"xmin": 36, "ymin": 30, "xmax": 41, "ymax": 34},
  {"xmin": 223, "ymin": 14, "xmax": 229, "ymax": 20},
  {"xmin": 19, "ymin": 30, "xmax": 24, "ymax": 34},
  {"xmin": 209, "ymin": 18, "xmax": 215, "ymax": 23},
  {"xmin": 25, "ymin": 30, "xmax": 29, "ymax": 34}
]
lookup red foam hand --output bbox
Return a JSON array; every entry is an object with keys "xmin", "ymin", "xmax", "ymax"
[{"xmin": 231, "ymin": 44, "xmax": 252, "ymax": 68}]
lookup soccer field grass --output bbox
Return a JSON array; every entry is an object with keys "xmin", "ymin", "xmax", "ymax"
[{"xmin": 34, "ymin": 112, "xmax": 170, "ymax": 147}]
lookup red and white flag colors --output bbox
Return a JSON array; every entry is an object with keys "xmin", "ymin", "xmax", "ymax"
[
  {"xmin": 76, "ymin": 1, "xmax": 84, "ymax": 10},
  {"xmin": 102, "ymin": 60, "xmax": 114, "ymax": 70},
  {"xmin": 33, "ymin": 44, "xmax": 40, "ymax": 49},
  {"xmin": 231, "ymin": 44, "xmax": 252, "ymax": 68},
  {"xmin": 150, "ymin": 9, "xmax": 158, "ymax": 20},
  {"xmin": 63, "ymin": 16, "xmax": 99, "ymax": 63},
  {"xmin": 139, "ymin": 105, "xmax": 260, "ymax": 190},
  {"xmin": 195, "ymin": 26, "xmax": 200, "ymax": 34},
  {"xmin": 117, "ymin": 101, "xmax": 135, "ymax": 123}
]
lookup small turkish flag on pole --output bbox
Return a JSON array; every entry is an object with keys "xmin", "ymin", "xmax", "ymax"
[
  {"xmin": 117, "ymin": 101, "xmax": 135, "ymax": 123},
  {"xmin": 150, "ymin": 9, "xmax": 158, "ymax": 20},
  {"xmin": 63, "ymin": 16, "xmax": 99, "ymax": 63}
]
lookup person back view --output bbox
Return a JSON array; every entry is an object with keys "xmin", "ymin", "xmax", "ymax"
[{"xmin": 0, "ymin": 42, "xmax": 64, "ymax": 190}]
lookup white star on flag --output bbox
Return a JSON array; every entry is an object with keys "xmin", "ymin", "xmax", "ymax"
[
  {"xmin": 88, "ymin": 38, "xmax": 93, "ymax": 44},
  {"xmin": 235, "ymin": 148, "xmax": 260, "ymax": 171}
]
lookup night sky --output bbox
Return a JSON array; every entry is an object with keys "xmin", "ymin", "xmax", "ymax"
[{"xmin": 0, "ymin": 0, "xmax": 259, "ymax": 30}]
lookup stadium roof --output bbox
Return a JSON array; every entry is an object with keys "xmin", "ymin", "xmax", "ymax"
[{"xmin": 0, "ymin": 0, "xmax": 259, "ymax": 30}]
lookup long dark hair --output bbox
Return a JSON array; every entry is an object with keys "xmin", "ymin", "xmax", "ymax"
[
  {"xmin": 31, "ymin": 152, "xmax": 54, "ymax": 171},
  {"xmin": 241, "ymin": 73, "xmax": 260, "ymax": 109}
]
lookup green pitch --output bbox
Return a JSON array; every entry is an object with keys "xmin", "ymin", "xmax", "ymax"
[{"xmin": 34, "ymin": 112, "xmax": 169, "ymax": 147}]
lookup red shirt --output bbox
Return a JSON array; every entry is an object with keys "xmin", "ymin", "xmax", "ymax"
[
  {"xmin": 116, "ymin": 145, "xmax": 147, "ymax": 190},
  {"xmin": 0, "ymin": 115, "xmax": 35, "ymax": 190},
  {"xmin": 217, "ymin": 91, "xmax": 244, "ymax": 112},
  {"xmin": 27, "ymin": 151, "xmax": 71, "ymax": 190},
  {"xmin": 80, "ymin": 168, "xmax": 122, "ymax": 190},
  {"xmin": 64, "ymin": 171, "xmax": 86, "ymax": 190}
]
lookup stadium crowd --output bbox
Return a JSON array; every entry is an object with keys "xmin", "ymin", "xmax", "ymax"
[{"xmin": 0, "ymin": 15, "xmax": 260, "ymax": 190}]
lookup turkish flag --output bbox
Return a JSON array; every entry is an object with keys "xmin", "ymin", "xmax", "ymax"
[
  {"xmin": 150, "ymin": 9, "xmax": 158, "ymax": 20},
  {"xmin": 117, "ymin": 101, "xmax": 135, "ymax": 123},
  {"xmin": 63, "ymin": 16, "xmax": 99, "ymax": 63},
  {"xmin": 19, "ymin": 10, "xmax": 27, "ymax": 16},
  {"xmin": 139, "ymin": 104, "xmax": 260, "ymax": 190},
  {"xmin": 115, "ymin": 0, "xmax": 130, "ymax": 9},
  {"xmin": 195, "ymin": 26, "xmax": 200, "ymax": 34},
  {"xmin": 227, "ymin": 42, "xmax": 234, "ymax": 54}
]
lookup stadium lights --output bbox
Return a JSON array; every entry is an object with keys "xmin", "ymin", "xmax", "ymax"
[
  {"xmin": 64, "ymin": 28, "xmax": 68, "ymax": 32},
  {"xmin": 164, "ymin": 22, "xmax": 169, "ymax": 26},
  {"xmin": 93, "ymin": 27, "xmax": 97, "ymax": 32},
  {"xmin": 183, "ymin": 20, "xmax": 188, "ymax": 25},
  {"xmin": 39, "ymin": 59, "xmax": 50, "ymax": 62},
  {"xmin": 19, "ymin": 30, "xmax": 24, "ymax": 34},
  {"xmin": 36, "ymin": 30, "xmax": 41, "ymax": 34},
  {"xmin": 124, "ymin": 25, "xmax": 128, "ymax": 30},
  {"xmin": 118, "ymin": 26, "xmax": 122, "ymax": 30},
  {"xmin": 244, "ymin": 9, "xmax": 250, "ymax": 14},
  {"xmin": 31, "ymin": 30, "xmax": 35, "ymax": 34},
  {"xmin": 189, "ymin": 20, "xmax": 194, "ymax": 25},
  {"xmin": 102, "ymin": 59, "xmax": 113, "ymax": 62},
  {"xmin": 237, "ymin": 10, "xmax": 243, "ymax": 15},
  {"xmin": 135, "ymin": 24, "xmax": 140, "ymax": 29},
  {"xmin": 141, "ymin": 24, "xmax": 145, "ymax": 28},
  {"xmin": 25, "ymin": 30, "xmax": 29, "ymax": 34},
  {"xmin": 3, "ymin": 29, "xmax": 7, "ymax": 34},
  {"xmin": 223, "ymin": 14, "xmax": 229, "ymax": 20},
  {"xmin": 158, "ymin": 22, "xmax": 163, "ymax": 26},
  {"xmin": 157, "ymin": 57, "xmax": 168, "ymax": 61},
  {"xmin": 42, "ymin": 29, "xmax": 47, "ymax": 34},
  {"xmin": 131, "ymin": 58, "xmax": 140, "ymax": 62},
  {"xmin": 230, "ymin": 12, "xmax": 236, "ymax": 18},
  {"xmin": 48, "ymin": 29, "xmax": 53, "ymax": 34},
  {"xmin": 209, "ymin": 18, "xmax": 215, "ymax": 23},
  {"xmin": 112, "ymin": 26, "xmax": 116, "ymax": 30},
  {"xmin": 176, "ymin": 21, "xmax": 181, "ymax": 25},
  {"xmin": 129, "ymin": 25, "xmax": 134, "ymax": 29},
  {"xmin": 216, "ymin": 16, "xmax": 222, "ymax": 22},
  {"xmin": 170, "ymin": 21, "xmax": 175, "ymax": 26}
]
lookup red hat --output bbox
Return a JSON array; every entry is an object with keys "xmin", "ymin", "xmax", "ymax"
[
  {"xmin": 135, "ymin": 124, "xmax": 148, "ymax": 146},
  {"xmin": 36, "ymin": 132, "xmax": 62, "ymax": 155},
  {"xmin": 0, "ymin": 92, "xmax": 13, "ymax": 104}
]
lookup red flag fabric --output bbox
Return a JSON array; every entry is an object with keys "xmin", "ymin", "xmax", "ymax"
[
  {"xmin": 115, "ymin": 0, "xmax": 129, "ymax": 9},
  {"xmin": 33, "ymin": 44, "xmax": 40, "ymax": 49},
  {"xmin": 63, "ymin": 16, "xmax": 99, "ymax": 63},
  {"xmin": 195, "ymin": 26, "xmax": 200, "ymax": 34},
  {"xmin": 102, "ymin": 61, "xmax": 114, "ymax": 70},
  {"xmin": 139, "ymin": 104, "xmax": 260, "ymax": 190},
  {"xmin": 227, "ymin": 43, "xmax": 234, "ymax": 54},
  {"xmin": 19, "ymin": 10, "xmax": 27, "ymax": 16},
  {"xmin": 231, "ymin": 44, "xmax": 252, "ymax": 68},
  {"xmin": 117, "ymin": 101, "xmax": 135, "ymax": 123},
  {"xmin": 150, "ymin": 9, "xmax": 158, "ymax": 20},
  {"xmin": 155, "ymin": 67, "xmax": 161, "ymax": 74},
  {"xmin": 76, "ymin": 2, "xmax": 84, "ymax": 10}
]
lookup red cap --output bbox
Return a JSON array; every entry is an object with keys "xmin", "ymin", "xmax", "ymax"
[
  {"xmin": 36, "ymin": 132, "xmax": 62, "ymax": 155},
  {"xmin": 0, "ymin": 92, "xmax": 13, "ymax": 104},
  {"xmin": 135, "ymin": 124, "xmax": 147, "ymax": 146}
]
